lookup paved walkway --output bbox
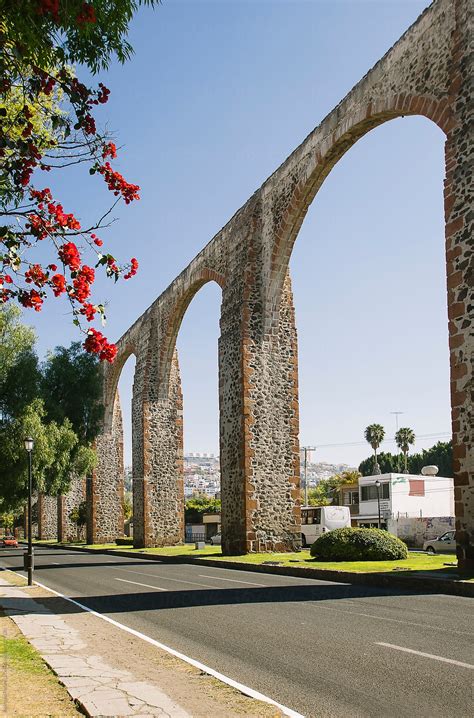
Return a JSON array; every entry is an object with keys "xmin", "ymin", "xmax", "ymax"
[{"xmin": 0, "ymin": 577, "xmax": 190, "ymax": 717}]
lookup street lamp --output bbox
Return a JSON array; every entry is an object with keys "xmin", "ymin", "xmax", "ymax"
[
  {"xmin": 375, "ymin": 479, "xmax": 381, "ymax": 530},
  {"xmin": 24, "ymin": 436, "xmax": 34, "ymax": 586}
]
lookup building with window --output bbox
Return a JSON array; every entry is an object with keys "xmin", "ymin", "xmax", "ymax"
[{"xmin": 354, "ymin": 473, "xmax": 454, "ymax": 529}]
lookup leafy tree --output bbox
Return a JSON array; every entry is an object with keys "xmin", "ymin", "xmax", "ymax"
[
  {"xmin": 364, "ymin": 424, "xmax": 385, "ymax": 475},
  {"xmin": 308, "ymin": 470, "xmax": 361, "ymax": 506},
  {"xmin": 0, "ymin": 511, "xmax": 15, "ymax": 531},
  {"xmin": 358, "ymin": 451, "xmax": 401, "ymax": 476},
  {"xmin": 185, "ymin": 496, "xmax": 221, "ymax": 524},
  {"xmin": 358, "ymin": 441, "xmax": 453, "ymax": 478},
  {"xmin": 41, "ymin": 341, "xmax": 103, "ymax": 444},
  {"xmin": 123, "ymin": 494, "xmax": 132, "ymax": 521},
  {"xmin": 409, "ymin": 441, "xmax": 452, "ymax": 477},
  {"xmin": 0, "ymin": 398, "xmax": 78, "ymax": 511},
  {"xmin": 0, "ymin": 349, "xmax": 41, "ymax": 421},
  {"xmin": 71, "ymin": 444, "xmax": 97, "ymax": 478},
  {"xmin": 0, "ymin": 312, "xmax": 99, "ymax": 511},
  {"xmin": 69, "ymin": 500, "xmax": 87, "ymax": 540},
  {"xmin": 395, "ymin": 427, "xmax": 415, "ymax": 474},
  {"xmin": 1, "ymin": 2, "xmax": 157, "ymax": 359},
  {"xmin": 0, "ymin": 305, "xmax": 36, "ymax": 385},
  {"xmin": 307, "ymin": 486, "xmax": 331, "ymax": 507}
]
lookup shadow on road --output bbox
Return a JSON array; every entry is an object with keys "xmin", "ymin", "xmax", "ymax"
[{"xmin": 0, "ymin": 580, "xmax": 437, "ymax": 617}]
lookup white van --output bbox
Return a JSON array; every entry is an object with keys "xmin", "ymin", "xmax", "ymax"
[{"xmin": 300, "ymin": 505, "xmax": 351, "ymax": 547}]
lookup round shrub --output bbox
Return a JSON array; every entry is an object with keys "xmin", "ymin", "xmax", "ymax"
[{"xmin": 310, "ymin": 527, "xmax": 408, "ymax": 561}]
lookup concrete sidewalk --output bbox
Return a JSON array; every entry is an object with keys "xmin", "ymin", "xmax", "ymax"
[{"xmin": 0, "ymin": 575, "xmax": 283, "ymax": 718}]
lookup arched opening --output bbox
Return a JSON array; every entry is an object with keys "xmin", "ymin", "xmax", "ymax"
[
  {"xmin": 117, "ymin": 353, "xmax": 137, "ymax": 539},
  {"xmin": 288, "ymin": 115, "xmax": 449, "ymax": 520},
  {"xmin": 174, "ymin": 280, "xmax": 222, "ymax": 545}
]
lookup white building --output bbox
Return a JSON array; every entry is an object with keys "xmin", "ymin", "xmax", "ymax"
[{"xmin": 354, "ymin": 472, "xmax": 454, "ymax": 529}]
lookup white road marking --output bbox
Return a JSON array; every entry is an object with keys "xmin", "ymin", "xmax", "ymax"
[
  {"xmin": 114, "ymin": 567, "xmax": 219, "ymax": 589},
  {"xmin": 305, "ymin": 601, "xmax": 472, "ymax": 636},
  {"xmin": 115, "ymin": 578, "xmax": 167, "ymax": 592},
  {"xmin": 198, "ymin": 574, "xmax": 265, "ymax": 587},
  {"xmin": 376, "ymin": 642, "xmax": 474, "ymax": 670},
  {"xmin": 191, "ymin": 564, "xmax": 340, "ymax": 585},
  {"xmin": 32, "ymin": 579, "xmax": 303, "ymax": 718}
]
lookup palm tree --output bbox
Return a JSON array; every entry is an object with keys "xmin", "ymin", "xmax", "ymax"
[
  {"xmin": 395, "ymin": 427, "xmax": 415, "ymax": 473},
  {"xmin": 364, "ymin": 424, "xmax": 385, "ymax": 475}
]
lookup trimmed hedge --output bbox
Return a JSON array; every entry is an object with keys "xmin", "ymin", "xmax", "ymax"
[
  {"xmin": 310, "ymin": 527, "xmax": 408, "ymax": 562},
  {"xmin": 115, "ymin": 537, "xmax": 134, "ymax": 546}
]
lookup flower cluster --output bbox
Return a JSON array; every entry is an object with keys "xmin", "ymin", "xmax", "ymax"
[
  {"xmin": 102, "ymin": 142, "xmax": 117, "ymax": 160},
  {"xmin": 36, "ymin": 0, "xmax": 60, "ymax": 23},
  {"xmin": 124, "ymin": 257, "xmax": 138, "ymax": 280},
  {"xmin": 77, "ymin": 2, "xmax": 96, "ymax": 26},
  {"xmin": 83, "ymin": 328, "xmax": 117, "ymax": 363},
  {"xmin": 72, "ymin": 265, "xmax": 95, "ymax": 302},
  {"xmin": 98, "ymin": 162, "xmax": 140, "ymax": 203},
  {"xmin": 25, "ymin": 264, "xmax": 48, "ymax": 287},
  {"xmin": 18, "ymin": 288, "xmax": 43, "ymax": 312},
  {"xmin": 58, "ymin": 241, "xmax": 81, "ymax": 271}
]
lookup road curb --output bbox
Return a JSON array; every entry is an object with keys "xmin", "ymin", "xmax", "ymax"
[{"xmin": 31, "ymin": 542, "xmax": 474, "ymax": 597}]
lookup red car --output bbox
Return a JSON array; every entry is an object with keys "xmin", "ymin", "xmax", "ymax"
[{"xmin": 1, "ymin": 536, "xmax": 18, "ymax": 547}]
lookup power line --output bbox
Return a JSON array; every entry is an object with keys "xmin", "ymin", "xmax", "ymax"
[{"xmin": 309, "ymin": 432, "xmax": 451, "ymax": 450}]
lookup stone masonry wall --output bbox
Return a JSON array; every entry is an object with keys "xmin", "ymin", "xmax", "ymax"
[
  {"xmin": 58, "ymin": 474, "xmax": 86, "ymax": 543},
  {"xmin": 87, "ymin": 391, "xmax": 124, "ymax": 544},
  {"xmin": 37, "ymin": 493, "xmax": 58, "ymax": 540},
  {"xmin": 89, "ymin": 0, "xmax": 473, "ymax": 564}
]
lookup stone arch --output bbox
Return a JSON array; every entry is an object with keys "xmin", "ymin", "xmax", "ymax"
[
  {"xmin": 267, "ymin": 96, "xmax": 452, "ymax": 318},
  {"xmin": 159, "ymin": 269, "xmax": 225, "ymax": 399},
  {"xmin": 87, "ymin": 342, "xmax": 138, "ymax": 544},
  {"xmin": 103, "ymin": 343, "xmax": 137, "ymax": 432}
]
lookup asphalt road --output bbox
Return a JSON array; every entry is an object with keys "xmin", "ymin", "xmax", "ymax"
[{"xmin": 1, "ymin": 547, "xmax": 473, "ymax": 717}]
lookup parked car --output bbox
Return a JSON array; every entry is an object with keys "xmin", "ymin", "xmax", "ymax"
[
  {"xmin": 210, "ymin": 533, "xmax": 221, "ymax": 545},
  {"xmin": 423, "ymin": 531, "xmax": 456, "ymax": 554},
  {"xmin": 1, "ymin": 536, "xmax": 19, "ymax": 548}
]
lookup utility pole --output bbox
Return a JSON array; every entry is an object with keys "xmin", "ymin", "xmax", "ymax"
[
  {"xmin": 390, "ymin": 411, "xmax": 404, "ymax": 432},
  {"xmin": 301, "ymin": 446, "xmax": 315, "ymax": 506}
]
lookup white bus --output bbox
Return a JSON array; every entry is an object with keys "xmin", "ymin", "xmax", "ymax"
[{"xmin": 301, "ymin": 505, "xmax": 351, "ymax": 547}]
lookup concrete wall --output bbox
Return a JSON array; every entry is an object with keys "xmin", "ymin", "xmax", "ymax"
[
  {"xmin": 388, "ymin": 515, "xmax": 455, "ymax": 547},
  {"xmin": 85, "ymin": 0, "xmax": 473, "ymax": 566}
]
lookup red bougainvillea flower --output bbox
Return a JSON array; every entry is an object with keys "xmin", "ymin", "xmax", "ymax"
[
  {"xmin": 124, "ymin": 257, "xmax": 139, "ymax": 280},
  {"xmin": 83, "ymin": 328, "xmax": 117, "ymax": 362},
  {"xmin": 25, "ymin": 264, "xmax": 48, "ymax": 287},
  {"xmin": 36, "ymin": 0, "xmax": 60, "ymax": 23},
  {"xmin": 72, "ymin": 264, "xmax": 95, "ymax": 302},
  {"xmin": 98, "ymin": 162, "xmax": 140, "ymax": 204},
  {"xmin": 50, "ymin": 273, "xmax": 66, "ymax": 296},
  {"xmin": 102, "ymin": 142, "xmax": 117, "ymax": 160},
  {"xmin": 18, "ymin": 289, "xmax": 43, "ymax": 312},
  {"xmin": 91, "ymin": 233, "xmax": 103, "ymax": 247},
  {"xmin": 80, "ymin": 302, "xmax": 96, "ymax": 321},
  {"xmin": 58, "ymin": 242, "xmax": 81, "ymax": 271},
  {"xmin": 76, "ymin": 2, "xmax": 97, "ymax": 26}
]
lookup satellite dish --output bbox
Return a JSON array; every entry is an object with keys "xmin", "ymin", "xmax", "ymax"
[{"xmin": 421, "ymin": 465, "xmax": 439, "ymax": 476}]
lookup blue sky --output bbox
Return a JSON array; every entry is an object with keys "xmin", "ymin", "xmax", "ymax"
[{"xmin": 27, "ymin": 0, "xmax": 451, "ymax": 467}]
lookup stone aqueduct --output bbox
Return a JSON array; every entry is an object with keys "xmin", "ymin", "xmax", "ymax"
[{"xmin": 39, "ymin": 0, "xmax": 473, "ymax": 569}]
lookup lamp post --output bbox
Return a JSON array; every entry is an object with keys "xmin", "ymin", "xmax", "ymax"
[
  {"xmin": 301, "ymin": 446, "xmax": 315, "ymax": 506},
  {"xmin": 24, "ymin": 436, "xmax": 34, "ymax": 586},
  {"xmin": 375, "ymin": 479, "xmax": 381, "ymax": 530}
]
